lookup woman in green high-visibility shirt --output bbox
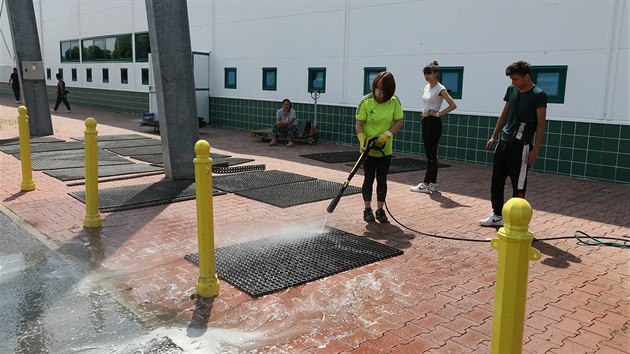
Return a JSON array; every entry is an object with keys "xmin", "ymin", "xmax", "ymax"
[{"xmin": 355, "ymin": 71, "xmax": 404, "ymax": 223}]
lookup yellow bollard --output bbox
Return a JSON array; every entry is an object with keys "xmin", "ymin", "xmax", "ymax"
[
  {"xmin": 83, "ymin": 117, "xmax": 102, "ymax": 228},
  {"xmin": 17, "ymin": 106, "xmax": 35, "ymax": 191},
  {"xmin": 490, "ymin": 197, "xmax": 541, "ymax": 354},
  {"xmin": 193, "ymin": 140, "xmax": 220, "ymax": 297}
]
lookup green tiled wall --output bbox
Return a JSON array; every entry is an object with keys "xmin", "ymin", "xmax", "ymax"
[
  {"xmin": 0, "ymin": 86, "xmax": 148, "ymax": 115},
  {"xmin": 45, "ymin": 86, "xmax": 149, "ymax": 115},
  {"xmin": 210, "ymin": 96, "xmax": 629, "ymax": 184}
]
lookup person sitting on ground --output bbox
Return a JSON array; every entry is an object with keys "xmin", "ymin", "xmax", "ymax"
[{"xmin": 269, "ymin": 98, "xmax": 298, "ymax": 147}]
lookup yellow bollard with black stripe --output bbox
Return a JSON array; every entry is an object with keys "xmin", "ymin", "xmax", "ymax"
[
  {"xmin": 83, "ymin": 117, "xmax": 102, "ymax": 228},
  {"xmin": 17, "ymin": 106, "xmax": 35, "ymax": 191},
  {"xmin": 490, "ymin": 197, "xmax": 541, "ymax": 354},
  {"xmin": 194, "ymin": 140, "xmax": 220, "ymax": 297}
]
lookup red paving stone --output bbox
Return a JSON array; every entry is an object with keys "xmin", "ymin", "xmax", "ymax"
[{"xmin": 1, "ymin": 96, "xmax": 629, "ymax": 352}]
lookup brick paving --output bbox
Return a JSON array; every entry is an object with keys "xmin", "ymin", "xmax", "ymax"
[{"xmin": 0, "ymin": 96, "xmax": 628, "ymax": 353}]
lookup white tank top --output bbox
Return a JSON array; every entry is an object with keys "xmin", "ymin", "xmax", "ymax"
[{"xmin": 422, "ymin": 82, "xmax": 446, "ymax": 115}]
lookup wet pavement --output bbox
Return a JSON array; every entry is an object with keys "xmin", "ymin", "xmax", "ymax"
[{"xmin": 0, "ymin": 95, "xmax": 628, "ymax": 353}]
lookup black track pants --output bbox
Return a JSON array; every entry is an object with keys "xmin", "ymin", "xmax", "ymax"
[
  {"xmin": 491, "ymin": 140, "xmax": 530, "ymax": 216},
  {"xmin": 362, "ymin": 155, "xmax": 392, "ymax": 203},
  {"xmin": 422, "ymin": 116, "xmax": 442, "ymax": 183}
]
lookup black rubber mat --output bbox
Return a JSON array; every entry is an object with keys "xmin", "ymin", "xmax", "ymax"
[
  {"xmin": 0, "ymin": 141, "xmax": 84, "ymax": 154},
  {"xmin": 184, "ymin": 226, "xmax": 403, "ymax": 297},
  {"xmin": 71, "ymin": 134, "xmax": 147, "ymax": 142},
  {"xmin": 130, "ymin": 152, "xmax": 232, "ymax": 165},
  {"xmin": 0, "ymin": 136, "xmax": 64, "ymax": 145},
  {"xmin": 212, "ymin": 164, "xmax": 266, "ymax": 174},
  {"xmin": 106, "ymin": 145, "xmax": 163, "ymax": 156},
  {"xmin": 212, "ymin": 170, "xmax": 315, "ymax": 193},
  {"xmin": 98, "ymin": 138, "xmax": 161, "ymax": 149},
  {"xmin": 43, "ymin": 163, "xmax": 164, "ymax": 181},
  {"xmin": 211, "ymin": 157, "xmax": 254, "ymax": 167},
  {"xmin": 300, "ymin": 151, "xmax": 362, "ymax": 163},
  {"xmin": 346, "ymin": 157, "xmax": 450, "ymax": 174},
  {"xmin": 68, "ymin": 179, "xmax": 226, "ymax": 212},
  {"xmin": 28, "ymin": 151, "xmax": 134, "ymax": 171},
  {"xmin": 235, "ymin": 179, "xmax": 361, "ymax": 208}
]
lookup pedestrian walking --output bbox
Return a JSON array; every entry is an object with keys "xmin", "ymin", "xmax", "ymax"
[
  {"xmin": 8, "ymin": 67, "xmax": 20, "ymax": 103},
  {"xmin": 52, "ymin": 73, "xmax": 71, "ymax": 113}
]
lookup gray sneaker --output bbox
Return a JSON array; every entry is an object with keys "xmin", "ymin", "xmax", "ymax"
[{"xmin": 479, "ymin": 212, "xmax": 504, "ymax": 227}]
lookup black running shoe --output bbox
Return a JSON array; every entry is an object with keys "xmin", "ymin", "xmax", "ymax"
[
  {"xmin": 363, "ymin": 208, "xmax": 375, "ymax": 222},
  {"xmin": 375, "ymin": 208, "xmax": 389, "ymax": 223}
]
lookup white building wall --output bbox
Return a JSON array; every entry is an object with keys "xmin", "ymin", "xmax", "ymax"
[{"xmin": 0, "ymin": 0, "xmax": 626, "ymax": 124}]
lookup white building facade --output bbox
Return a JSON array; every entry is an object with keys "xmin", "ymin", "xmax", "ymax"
[{"xmin": 0, "ymin": 0, "xmax": 628, "ymax": 183}]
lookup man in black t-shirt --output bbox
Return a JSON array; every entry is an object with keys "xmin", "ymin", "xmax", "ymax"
[
  {"xmin": 8, "ymin": 67, "xmax": 20, "ymax": 103},
  {"xmin": 480, "ymin": 61, "xmax": 548, "ymax": 227}
]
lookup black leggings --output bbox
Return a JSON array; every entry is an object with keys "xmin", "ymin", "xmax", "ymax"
[
  {"xmin": 422, "ymin": 116, "xmax": 442, "ymax": 183},
  {"xmin": 54, "ymin": 94, "xmax": 71, "ymax": 111},
  {"xmin": 12, "ymin": 86, "xmax": 20, "ymax": 101},
  {"xmin": 362, "ymin": 155, "xmax": 392, "ymax": 203}
]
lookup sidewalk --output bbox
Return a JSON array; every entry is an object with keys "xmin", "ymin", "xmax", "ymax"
[{"xmin": 0, "ymin": 96, "xmax": 628, "ymax": 353}]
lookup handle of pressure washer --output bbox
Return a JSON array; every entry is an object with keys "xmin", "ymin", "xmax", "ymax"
[{"xmin": 326, "ymin": 137, "xmax": 378, "ymax": 214}]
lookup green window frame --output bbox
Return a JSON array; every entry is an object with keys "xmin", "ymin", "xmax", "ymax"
[
  {"xmin": 437, "ymin": 66, "xmax": 464, "ymax": 99},
  {"xmin": 60, "ymin": 40, "xmax": 80, "ymax": 62},
  {"xmin": 135, "ymin": 32, "xmax": 150, "ymax": 62},
  {"xmin": 224, "ymin": 67, "xmax": 237, "ymax": 89},
  {"xmin": 46, "ymin": 68, "xmax": 51, "ymax": 80},
  {"xmin": 121, "ymin": 68, "xmax": 128, "ymax": 84},
  {"xmin": 86, "ymin": 68, "xmax": 92, "ymax": 82},
  {"xmin": 308, "ymin": 67, "xmax": 326, "ymax": 93},
  {"xmin": 71, "ymin": 68, "xmax": 77, "ymax": 82},
  {"xmin": 363, "ymin": 67, "xmax": 386, "ymax": 95},
  {"xmin": 141, "ymin": 68, "xmax": 149, "ymax": 85},
  {"xmin": 82, "ymin": 34, "xmax": 132, "ymax": 62},
  {"xmin": 531, "ymin": 65, "xmax": 568, "ymax": 104},
  {"xmin": 102, "ymin": 68, "xmax": 109, "ymax": 83},
  {"xmin": 262, "ymin": 67, "xmax": 277, "ymax": 91}
]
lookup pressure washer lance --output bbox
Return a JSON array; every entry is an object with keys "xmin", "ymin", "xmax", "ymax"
[{"xmin": 327, "ymin": 137, "xmax": 379, "ymax": 213}]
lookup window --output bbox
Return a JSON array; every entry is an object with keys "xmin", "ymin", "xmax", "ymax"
[
  {"xmin": 437, "ymin": 66, "xmax": 464, "ymax": 99},
  {"xmin": 135, "ymin": 32, "xmax": 150, "ymax": 62},
  {"xmin": 141, "ymin": 68, "xmax": 149, "ymax": 85},
  {"xmin": 531, "ymin": 65, "xmax": 567, "ymax": 104},
  {"xmin": 46, "ymin": 68, "xmax": 51, "ymax": 80},
  {"xmin": 102, "ymin": 68, "xmax": 109, "ymax": 83},
  {"xmin": 224, "ymin": 67, "xmax": 237, "ymax": 89},
  {"xmin": 121, "ymin": 68, "xmax": 128, "ymax": 84},
  {"xmin": 363, "ymin": 67, "xmax": 386, "ymax": 95},
  {"xmin": 58, "ymin": 68, "xmax": 63, "ymax": 77},
  {"xmin": 71, "ymin": 68, "xmax": 77, "ymax": 82},
  {"xmin": 60, "ymin": 40, "xmax": 80, "ymax": 62},
  {"xmin": 86, "ymin": 68, "xmax": 92, "ymax": 82},
  {"xmin": 308, "ymin": 67, "xmax": 326, "ymax": 93},
  {"xmin": 82, "ymin": 34, "xmax": 132, "ymax": 62},
  {"xmin": 262, "ymin": 67, "xmax": 277, "ymax": 91}
]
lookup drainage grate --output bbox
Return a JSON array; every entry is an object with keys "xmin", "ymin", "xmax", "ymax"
[
  {"xmin": 68, "ymin": 179, "xmax": 226, "ymax": 212},
  {"xmin": 212, "ymin": 170, "xmax": 315, "ymax": 193},
  {"xmin": 44, "ymin": 163, "xmax": 164, "ymax": 181},
  {"xmin": 184, "ymin": 226, "xmax": 403, "ymax": 297},
  {"xmin": 234, "ymin": 179, "xmax": 361, "ymax": 208},
  {"xmin": 28, "ymin": 151, "xmax": 134, "ymax": 171},
  {"xmin": 211, "ymin": 157, "xmax": 254, "ymax": 167},
  {"xmin": 129, "ymin": 152, "xmax": 232, "ymax": 165},
  {"xmin": 300, "ymin": 151, "xmax": 362, "ymax": 163},
  {"xmin": 106, "ymin": 145, "xmax": 164, "ymax": 156}
]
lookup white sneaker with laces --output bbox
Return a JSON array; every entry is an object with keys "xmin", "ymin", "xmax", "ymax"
[
  {"xmin": 410, "ymin": 182, "xmax": 430, "ymax": 193},
  {"xmin": 479, "ymin": 212, "xmax": 504, "ymax": 227},
  {"xmin": 428, "ymin": 183, "xmax": 438, "ymax": 192}
]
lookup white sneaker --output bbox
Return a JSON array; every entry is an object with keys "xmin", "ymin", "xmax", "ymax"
[
  {"xmin": 479, "ymin": 212, "xmax": 504, "ymax": 227},
  {"xmin": 410, "ymin": 182, "xmax": 438, "ymax": 193},
  {"xmin": 65, "ymin": 110, "xmax": 72, "ymax": 113}
]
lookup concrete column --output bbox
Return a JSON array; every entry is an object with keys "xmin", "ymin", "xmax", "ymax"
[
  {"xmin": 145, "ymin": 0, "xmax": 199, "ymax": 180},
  {"xmin": 5, "ymin": 0, "xmax": 53, "ymax": 136}
]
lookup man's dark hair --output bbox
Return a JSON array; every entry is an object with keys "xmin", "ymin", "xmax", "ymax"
[
  {"xmin": 55, "ymin": 73, "xmax": 62, "ymax": 80},
  {"xmin": 505, "ymin": 60, "xmax": 531, "ymax": 76},
  {"xmin": 372, "ymin": 71, "xmax": 396, "ymax": 101}
]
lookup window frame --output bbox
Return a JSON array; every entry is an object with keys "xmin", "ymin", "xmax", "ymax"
[
  {"xmin": 60, "ymin": 40, "xmax": 80, "ymax": 62},
  {"xmin": 224, "ymin": 67, "xmax": 237, "ymax": 89},
  {"xmin": 46, "ymin": 68, "xmax": 51, "ymax": 80},
  {"xmin": 363, "ymin": 67, "xmax": 386, "ymax": 95},
  {"xmin": 82, "ymin": 34, "xmax": 133, "ymax": 62},
  {"xmin": 437, "ymin": 66, "xmax": 464, "ymax": 99},
  {"xmin": 102, "ymin": 68, "xmax": 109, "ymax": 83},
  {"xmin": 120, "ymin": 68, "xmax": 128, "ymax": 84},
  {"xmin": 71, "ymin": 68, "xmax": 77, "ymax": 82},
  {"xmin": 86, "ymin": 68, "xmax": 92, "ymax": 82},
  {"xmin": 531, "ymin": 65, "xmax": 568, "ymax": 104},
  {"xmin": 141, "ymin": 68, "xmax": 149, "ymax": 85},
  {"xmin": 135, "ymin": 32, "xmax": 150, "ymax": 62},
  {"xmin": 308, "ymin": 67, "xmax": 326, "ymax": 93},
  {"xmin": 262, "ymin": 67, "xmax": 277, "ymax": 91}
]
